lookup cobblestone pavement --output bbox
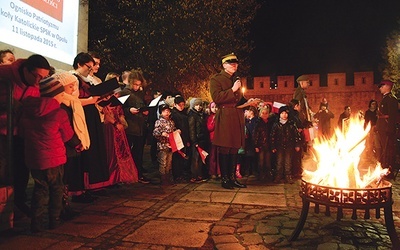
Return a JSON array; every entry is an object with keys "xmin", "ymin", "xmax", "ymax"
[{"xmin": 1, "ymin": 150, "xmax": 400, "ymax": 249}]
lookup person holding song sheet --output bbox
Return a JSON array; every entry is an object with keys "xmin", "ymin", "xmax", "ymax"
[
  {"xmin": 120, "ymin": 69, "xmax": 151, "ymax": 184},
  {"xmin": 71, "ymin": 52, "xmax": 109, "ymax": 202}
]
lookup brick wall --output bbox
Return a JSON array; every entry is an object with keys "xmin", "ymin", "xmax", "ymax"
[{"xmin": 243, "ymin": 71, "xmax": 380, "ymax": 123}]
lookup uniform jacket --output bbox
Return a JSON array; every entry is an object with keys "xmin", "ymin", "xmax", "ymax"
[
  {"xmin": 209, "ymin": 70, "xmax": 245, "ymax": 149},
  {"xmin": 293, "ymin": 86, "xmax": 310, "ymax": 124},
  {"xmin": 120, "ymin": 87, "xmax": 148, "ymax": 136},
  {"xmin": 376, "ymin": 93, "xmax": 398, "ymax": 135},
  {"xmin": 19, "ymin": 97, "xmax": 76, "ymax": 170},
  {"xmin": 0, "ymin": 59, "xmax": 40, "ymax": 135}
]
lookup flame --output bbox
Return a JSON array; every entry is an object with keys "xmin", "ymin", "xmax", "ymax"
[{"xmin": 302, "ymin": 117, "xmax": 388, "ymax": 189}]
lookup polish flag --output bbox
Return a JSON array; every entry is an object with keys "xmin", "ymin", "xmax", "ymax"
[
  {"xmin": 169, "ymin": 131, "xmax": 187, "ymax": 158},
  {"xmin": 197, "ymin": 146, "xmax": 209, "ymax": 164}
]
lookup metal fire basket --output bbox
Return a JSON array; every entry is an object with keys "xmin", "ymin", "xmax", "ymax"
[{"xmin": 289, "ymin": 179, "xmax": 400, "ymax": 248}]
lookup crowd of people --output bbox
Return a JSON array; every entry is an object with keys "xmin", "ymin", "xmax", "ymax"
[{"xmin": 0, "ymin": 49, "xmax": 398, "ymax": 233}]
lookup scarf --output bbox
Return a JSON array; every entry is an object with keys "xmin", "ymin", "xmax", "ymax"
[
  {"xmin": 279, "ymin": 118, "xmax": 288, "ymax": 125},
  {"xmin": 62, "ymin": 93, "xmax": 91, "ymax": 149}
]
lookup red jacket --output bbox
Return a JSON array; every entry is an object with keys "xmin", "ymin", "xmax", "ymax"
[
  {"xmin": 0, "ymin": 59, "xmax": 40, "ymax": 135},
  {"xmin": 19, "ymin": 97, "xmax": 75, "ymax": 170}
]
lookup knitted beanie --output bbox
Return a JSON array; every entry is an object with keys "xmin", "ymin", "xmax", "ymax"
[
  {"xmin": 39, "ymin": 77, "xmax": 65, "ymax": 97},
  {"xmin": 53, "ymin": 72, "xmax": 78, "ymax": 86},
  {"xmin": 278, "ymin": 105, "xmax": 289, "ymax": 115},
  {"xmin": 190, "ymin": 98, "xmax": 202, "ymax": 109}
]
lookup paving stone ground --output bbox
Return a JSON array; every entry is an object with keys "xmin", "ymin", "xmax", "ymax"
[{"xmin": 1, "ymin": 147, "xmax": 400, "ymax": 249}]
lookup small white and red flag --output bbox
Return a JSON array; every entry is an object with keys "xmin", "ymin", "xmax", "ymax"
[
  {"xmin": 197, "ymin": 146, "xmax": 209, "ymax": 164},
  {"xmin": 169, "ymin": 131, "xmax": 187, "ymax": 158}
]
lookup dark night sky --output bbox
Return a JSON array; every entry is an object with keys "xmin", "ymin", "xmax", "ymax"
[{"xmin": 249, "ymin": 0, "xmax": 400, "ymax": 77}]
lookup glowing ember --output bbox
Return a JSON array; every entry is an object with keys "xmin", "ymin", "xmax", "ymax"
[{"xmin": 302, "ymin": 117, "xmax": 389, "ymax": 189}]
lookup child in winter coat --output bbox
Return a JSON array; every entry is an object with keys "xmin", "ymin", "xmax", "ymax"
[
  {"xmin": 270, "ymin": 106, "xmax": 301, "ymax": 184},
  {"xmin": 153, "ymin": 104, "xmax": 181, "ymax": 185},
  {"xmin": 19, "ymin": 77, "xmax": 82, "ymax": 233},
  {"xmin": 188, "ymin": 98, "xmax": 210, "ymax": 183},
  {"xmin": 206, "ymin": 102, "xmax": 220, "ymax": 179},
  {"xmin": 254, "ymin": 106, "xmax": 274, "ymax": 181}
]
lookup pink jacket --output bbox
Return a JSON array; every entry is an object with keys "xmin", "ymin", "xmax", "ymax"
[{"xmin": 19, "ymin": 97, "xmax": 74, "ymax": 170}]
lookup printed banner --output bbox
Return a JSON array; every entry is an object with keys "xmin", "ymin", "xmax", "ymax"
[{"xmin": 21, "ymin": 0, "xmax": 64, "ymax": 22}]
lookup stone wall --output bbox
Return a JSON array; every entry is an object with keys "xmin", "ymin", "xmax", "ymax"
[{"xmin": 243, "ymin": 71, "xmax": 380, "ymax": 122}]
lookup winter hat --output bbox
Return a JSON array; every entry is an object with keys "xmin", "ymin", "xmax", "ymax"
[
  {"xmin": 278, "ymin": 106, "xmax": 289, "ymax": 115},
  {"xmin": 190, "ymin": 98, "xmax": 203, "ymax": 109},
  {"xmin": 164, "ymin": 96, "xmax": 175, "ymax": 107},
  {"xmin": 174, "ymin": 95, "xmax": 185, "ymax": 104},
  {"xmin": 39, "ymin": 77, "xmax": 65, "ymax": 97},
  {"xmin": 53, "ymin": 72, "xmax": 78, "ymax": 86},
  {"xmin": 159, "ymin": 104, "xmax": 170, "ymax": 114}
]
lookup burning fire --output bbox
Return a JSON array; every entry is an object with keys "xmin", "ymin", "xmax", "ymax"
[{"xmin": 303, "ymin": 117, "xmax": 389, "ymax": 189}]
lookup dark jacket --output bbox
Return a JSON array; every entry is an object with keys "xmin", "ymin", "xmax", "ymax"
[
  {"xmin": 364, "ymin": 109, "xmax": 377, "ymax": 130},
  {"xmin": 254, "ymin": 118, "xmax": 272, "ymax": 149},
  {"xmin": 245, "ymin": 117, "xmax": 259, "ymax": 156},
  {"xmin": 270, "ymin": 120, "xmax": 302, "ymax": 151},
  {"xmin": 188, "ymin": 108, "xmax": 209, "ymax": 149},
  {"xmin": 60, "ymin": 103, "xmax": 83, "ymax": 158},
  {"xmin": 171, "ymin": 107, "xmax": 190, "ymax": 147},
  {"xmin": 314, "ymin": 109, "xmax": 334, "ymax": 136},
  {"xmin": 120, "ymin": 87, "xmax": 148, "ymax": 136},
  {"xmin": 377, "ymin": 93, "xmax": 398, "ymax": 136},
  {"xmin": 19, "ymin": 97, "xmax": 78, "ymax": 170}
]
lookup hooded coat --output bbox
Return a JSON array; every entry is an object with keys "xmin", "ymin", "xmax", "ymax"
[{"xmin": 19, "ymin": 97, "xmax": 77, "ymax": 170}]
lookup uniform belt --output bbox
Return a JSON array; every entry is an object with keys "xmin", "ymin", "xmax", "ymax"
[
  {"xmin": 221, "ymin": 103, "xmax": 236, "ymax": 108},
  {"xmin": 378, "ymin": 115, "xmax": 389, "ymax": 119}
]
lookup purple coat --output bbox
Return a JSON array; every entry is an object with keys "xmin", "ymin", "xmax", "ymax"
[{"xmin": 19, "ymin": 97, "xmax": 74, "ymax": 170}]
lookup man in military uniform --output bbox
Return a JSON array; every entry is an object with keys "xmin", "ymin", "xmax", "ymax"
[
  {"xmin": 293, "ymin": 75, "xmax": 313, "ymax": 127},
  {"xmin": 209, "ymin": 53, "xmax": 247, "ymax": 189},
  {"xmin": 376, "ymin": 80, "xmax": 398, "ymax": 176}
]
